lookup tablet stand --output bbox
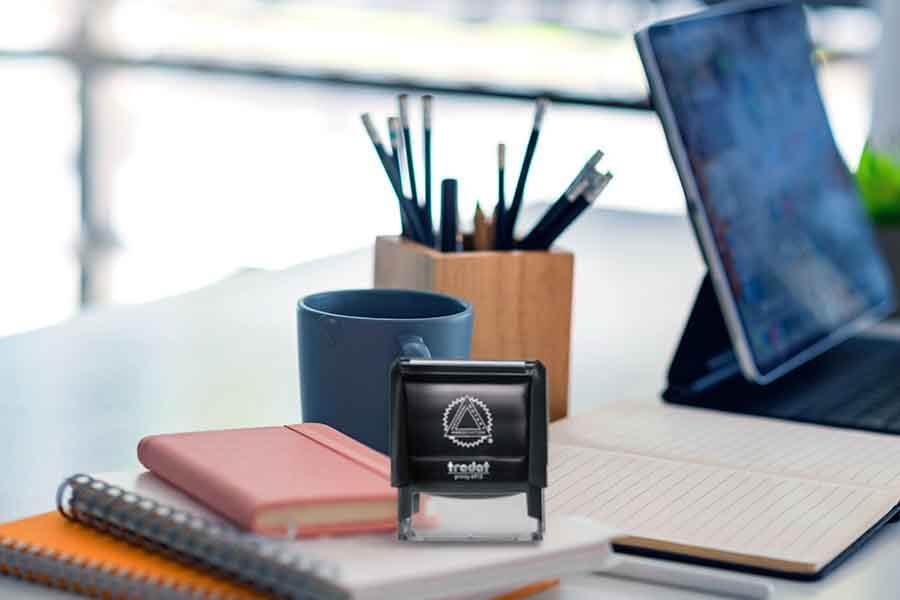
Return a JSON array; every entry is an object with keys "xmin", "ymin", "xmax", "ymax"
[
  {"xmin": 663, "ymin": 273, "xmax": 745, "ymax": 403},
  {"xmin": 663, "ymin": 272, "xmax": 897, "ymax": 421}
]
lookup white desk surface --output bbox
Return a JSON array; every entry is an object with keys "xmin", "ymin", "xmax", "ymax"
[{"xmin": 2, "ymin": 207, "xmax": 900, "ymax": 599}]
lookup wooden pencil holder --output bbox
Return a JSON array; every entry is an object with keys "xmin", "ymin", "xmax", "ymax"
[{"xmin": 373, "ymin": 235, "xmax": 574, "ymax": 421}]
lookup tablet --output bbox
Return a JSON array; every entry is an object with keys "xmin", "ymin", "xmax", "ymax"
[{"xmin": 636, "ymin": 0, "xmax": 894, "ymax": 384}]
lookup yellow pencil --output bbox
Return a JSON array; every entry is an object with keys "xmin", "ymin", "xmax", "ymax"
[
  {"xmin": 474, "ymin": 203, "xmax": 492, "ymax": 251},
  {"xmin": 488, "ymin": 578, "xmax": 561, "ymax": 600}
]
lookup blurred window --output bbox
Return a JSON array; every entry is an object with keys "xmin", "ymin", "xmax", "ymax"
[{"xmin": 0, "ymin": 0, "xmax": 882, "ymax": 336}]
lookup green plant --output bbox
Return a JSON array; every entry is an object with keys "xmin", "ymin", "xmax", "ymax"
[{"xmin": 857, "ymin": 144, "xmax": 900, "ymax": 225}]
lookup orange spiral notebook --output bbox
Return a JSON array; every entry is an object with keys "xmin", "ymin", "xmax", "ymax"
[{"xmin": 0, "ymin": 511, "xmax": 266, "ymax": 599}]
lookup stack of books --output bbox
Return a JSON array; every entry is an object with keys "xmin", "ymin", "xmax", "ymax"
[{"xmin": 0, "ymin": 423, "xmax": 615, "ymax": 599}]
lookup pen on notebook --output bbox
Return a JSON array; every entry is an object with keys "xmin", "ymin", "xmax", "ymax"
[
  {"xmin": 506, "ymin": 98, "xmax": 549, "ymax": 246},
  {"xmin": 518, "ymin": 151, "xmax": 611, "ymax": 250},
  {"xmin": 495, "ymin": 143, "xmax": 508, "ymax": 250},
  {"xmin": 362, "ymin": 113, "xmax": 407, "ymax": 237},
  {"xmin": 422, "ymin": 94, "xmax": 435, "ymax": 246},
  {"xmin": 601, "ymin": 555, "xmax": 772, "ymax": 599},
  {"xmin": 520, "ymin": 150, "xmax": 604, "ymax": 248},
  {"xmin": 387, "ymin": 116, "xmax": 429, "ymax": 244},
  {"xmin": 440, "ymin": 178, "xmax": 459, "ymax": 252}
]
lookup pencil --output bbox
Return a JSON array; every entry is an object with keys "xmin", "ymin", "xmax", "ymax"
[
  {"xmin": 506, "ymin": 98, "xmax": 549, "ymax": 246},
  {"xmin": 422, "ymin": 95, "xmax": 434, "ymax": 246},
  {"xmin": 474, "ymin": 202, "xmax": 490, "ymax": 251},
  {"xmin": 488, "ymin": 579, "xmax": 560, "ymax": 600},
  {"xmin": 495, "ymin": 143, "xmax": 507, "ymax": 249}
]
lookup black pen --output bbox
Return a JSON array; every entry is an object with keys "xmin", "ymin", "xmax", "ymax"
[
  {"xmin": 363, "ymin": 113, "xmax": 408, "ymax": 236},
  {"xmin": 388, "ymin": 117, "xmax": 405, "ymax": 197},
  {"xmin": 422, "ymin": 95, "xmax": 435, "ymax": 246},
  {"xmin": 398, "ymin": 95, "xmax": 420, "ymax": 210},
  {"xmin": 519, "ymin": 154, "xmax": 612, "ymax": 250},
  {"xmin": 506, "ymin": 98, "xmax": 550, "ymax": 245},
  {"xmin": 519, "ymin": 150, "xmax": 604, "ymax": 248},
  {"xmin": 495, "ymin": 143, "xmax": 507, "ymax": 250},
  {"xmin": 440, "ymin": 178, "xmax": 459, "ymax": 252},
  {"xmin": 527, "ymin": 180, "xmax": 608, "ymax": 249},
  {"xmin": 386, "ymin": 116, "xmax": 410, "ymax": 237},
  {"xmin": 362, "ymin": 113, "xmax": 400, "ymax": 189},
  {"xmin": 387, "ymin": 116, "xmax": 429, "ymax": 244}
]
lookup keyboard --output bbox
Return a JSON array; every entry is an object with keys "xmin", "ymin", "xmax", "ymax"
[
  {"xmin": 672, "ymin": 334, "xmax": 900, "ymax": 435},
  {"xmin": 811, "ymin": 339, "xmax": 900, "ymax": 433}
]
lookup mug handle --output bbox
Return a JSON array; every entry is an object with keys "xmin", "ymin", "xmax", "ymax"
[{"xmin": 398, "ymin": 335, "xmax": 432, "ymax": 359}]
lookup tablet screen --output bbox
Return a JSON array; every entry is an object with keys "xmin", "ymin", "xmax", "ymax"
[{"xmin": 647, "ymin": 3, "xmax": 893, "ymax": 377}]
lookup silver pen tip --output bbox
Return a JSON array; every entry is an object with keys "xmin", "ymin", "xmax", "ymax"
[
  {"xmin": 422, "ymin": 95, "xmax": 432, "ymax": 129},
  {"xmin": 361, "ymin": 113, "xmax": 381, "ymax": 145},
  {"xmin": 387, "ymin": 117, "xmax": 400, "ymax": 147},
  {"xmin": 534, "ymin": 98, "xmax": 551, "ymax": 130},
  {"xmin": 398, "ymin": 94, "xmax": 410, "ymax": 126},
  {"xmin": 585, "ymin": 173, "xmax": 613, "ymax": 203},
  {"xmin": 564, "ymin": 150, "xmax": 610, "ymax": 200},
  {"xmin": 586, "ymin": 149, "xmax": 604, "ymax": 171}
]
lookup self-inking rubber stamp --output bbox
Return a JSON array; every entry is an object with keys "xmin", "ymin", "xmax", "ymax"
[{"xmin": 390, "ymin": 359, "xmax": 548, "ymax": 542}]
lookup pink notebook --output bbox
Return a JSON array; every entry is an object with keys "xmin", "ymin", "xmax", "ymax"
[{"xmin": 138, "ymin": 423, "xmax": 396, "ymax": 536}]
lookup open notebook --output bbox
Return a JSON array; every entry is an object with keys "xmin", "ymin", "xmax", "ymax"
[{"xmin": 549, "ymin": 402, "xmax": 900, "ymax": 579}]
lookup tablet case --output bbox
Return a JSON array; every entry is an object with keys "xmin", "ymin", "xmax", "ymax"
[
  {"xmin": 663, "ymin": 273, "xmax": 741, "ymax": 403},
  {"xmin": 663, "ymin": 273, "xmax": 894, "ymax": 418}
]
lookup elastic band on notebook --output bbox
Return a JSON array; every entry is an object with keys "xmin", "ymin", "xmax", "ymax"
[{"xmin": 286, "ymin": 424, "xmax": 390, "ymax": 480}]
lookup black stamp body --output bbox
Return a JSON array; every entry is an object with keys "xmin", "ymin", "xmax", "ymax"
[{"xmin": 390, "ymin": 359, "xmax": 548, "ymax": 542}]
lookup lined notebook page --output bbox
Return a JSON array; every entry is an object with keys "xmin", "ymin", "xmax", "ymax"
[
  {"xmin": 548, "ymin": 444, "xmax": 897, "ymax": 573},
  {"xmin": 551, "ymin": 402, "xmax": 900, "ymax": 496}
]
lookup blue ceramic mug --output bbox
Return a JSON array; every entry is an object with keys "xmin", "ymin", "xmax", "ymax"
[{"xmin": 298, "ymin": 289, "xmax": 473, "ymax": 453}]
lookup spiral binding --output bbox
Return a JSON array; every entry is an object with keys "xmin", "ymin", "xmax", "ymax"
[
  {"xmin": 56, "ymin": 475, "xmax": 349, "ymax": 600},
  {"xmin": 0, "ymin": 535, "xmax": 221, "ymax": 599}
]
